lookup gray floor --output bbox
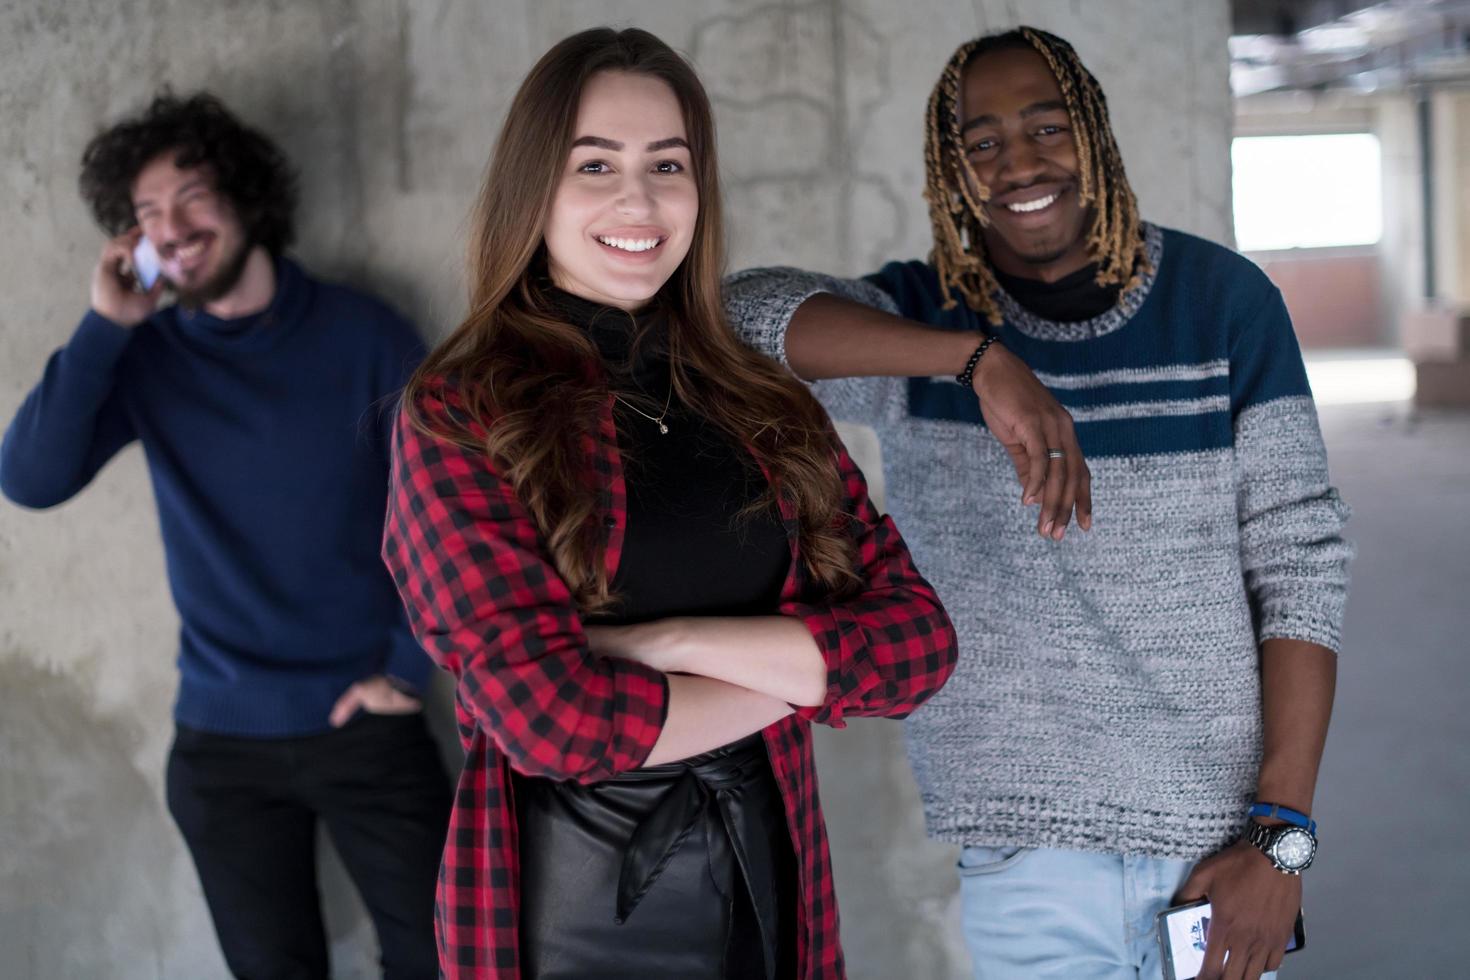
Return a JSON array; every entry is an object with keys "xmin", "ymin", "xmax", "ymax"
[{"xmin": 1289, "ymin": 402, "xmax": 1470, "ymax": 977}]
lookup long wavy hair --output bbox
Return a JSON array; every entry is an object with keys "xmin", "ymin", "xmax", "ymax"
[{"xmin": 404, "ymin": 27, "xmax": 858, "ymax": 613}]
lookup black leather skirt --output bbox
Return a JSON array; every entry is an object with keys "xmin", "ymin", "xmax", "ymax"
[{"xmin": 513, "ymin": 733, "xmax": 796, "ymax": 979}]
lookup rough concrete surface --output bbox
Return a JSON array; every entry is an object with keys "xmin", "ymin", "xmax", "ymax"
[{"xmin": 0, "ymin": 1, "xmax": 1232, "ymax": 977}]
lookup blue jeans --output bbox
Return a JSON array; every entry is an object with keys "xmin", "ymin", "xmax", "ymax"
[{"xmin": 956, "ymin": 846, "xmax": 1279, "ymax": 980}]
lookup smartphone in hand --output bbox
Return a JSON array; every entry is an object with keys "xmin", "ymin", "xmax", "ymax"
[
  {"xmin": 132, "ymin": 236, "xmax": 161, "ymax": 291},
  {"xmin": 1157, "ymin": 899, "xmax": 1305, "ymax": 980}
]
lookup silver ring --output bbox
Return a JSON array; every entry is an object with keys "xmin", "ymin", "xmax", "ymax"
[{"xmin": 1045, "ymin": 449, "xmax": 1066, "ymax": 460}]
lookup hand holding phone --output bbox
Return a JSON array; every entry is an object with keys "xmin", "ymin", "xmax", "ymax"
[
  {"xmin": 132, "ymin": 235, "xmax": 161, "ymax": 290},
  {"xmin": 1156, "ymin": 899, "xmax": 1304, "ymax": 980},
  {"xmin": 91, "ymin": 230, "xmax": 162, "ymax": 328}
]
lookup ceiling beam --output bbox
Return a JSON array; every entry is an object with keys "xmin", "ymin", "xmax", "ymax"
[{"xmin": 1233, "ymin": 0, "xmax": 1385, "ymax": 36}]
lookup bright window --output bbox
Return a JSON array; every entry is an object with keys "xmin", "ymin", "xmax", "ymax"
[{"xmin": 1232, "ymin": 133, "xmax": 1383, "ymax": 251}]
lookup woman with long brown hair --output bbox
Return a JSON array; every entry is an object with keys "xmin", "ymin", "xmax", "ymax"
[{"xmin": 382, "ymin": 27, "xmax": 958, "ymax": 978}]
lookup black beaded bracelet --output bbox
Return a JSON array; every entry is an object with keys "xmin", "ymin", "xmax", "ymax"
[{"xmin": 955, "ymin": 335, "xmax": 1000, "ymax": 390}]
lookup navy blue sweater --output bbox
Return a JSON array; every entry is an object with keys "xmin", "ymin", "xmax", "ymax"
[{"xmin": 0, "ymin": 258, "xmax": 430, "ymax": 736}]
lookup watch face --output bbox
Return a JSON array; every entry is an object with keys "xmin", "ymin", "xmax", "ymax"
[{"xmin": 1273, "ymin": 828, "xmax": 1315, "ymax": 869}]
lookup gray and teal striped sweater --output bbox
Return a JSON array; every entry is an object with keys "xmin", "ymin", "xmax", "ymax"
[{"xmin": 726, "ymin": 224, "xmax": 1352, "ymax": 860}]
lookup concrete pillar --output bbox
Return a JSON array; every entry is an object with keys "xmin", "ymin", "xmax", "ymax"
[
  {"xmin": 1379, "ymin": 92, "xmax": 1428, "ymax": 344},
  {"xmin": 1398, "ymin": 89, "xmax": 1470, "ymax": 406}
]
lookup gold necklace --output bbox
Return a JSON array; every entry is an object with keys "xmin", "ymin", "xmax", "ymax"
[{"xmin": 613, "ymin": 384, "xmax": 674, "ymax": 435}]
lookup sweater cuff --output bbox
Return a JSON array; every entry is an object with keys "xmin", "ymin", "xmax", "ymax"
[
  {"xmin": 1258, "ymin": 603, "xmax": 1345, "ymax": 655},
  {"xmin": 724, "ymin": 267, "xmax": 837, "ymax": 367},
  {"xmin": 383, "ymin": 633, "xmax": 434, "ymax": 694}
]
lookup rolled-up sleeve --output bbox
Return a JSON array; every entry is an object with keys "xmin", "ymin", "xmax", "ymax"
[
  {"xmin": 780, "ymin": 437, "xmax": 958, "ymax": 727},
  {"xmin": 723, "ymin": 267, "xmax": 900, "ymax": 429}
]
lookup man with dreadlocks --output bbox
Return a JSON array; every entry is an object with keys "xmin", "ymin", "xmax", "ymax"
[{"xmin": 727, "ymin": 26, "xmax": 1351, "ymax": 980}]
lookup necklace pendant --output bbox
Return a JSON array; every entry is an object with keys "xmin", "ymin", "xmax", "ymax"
[{"xmin": 657, "ymin": 422, "xmax": 669, "ymax": 435}]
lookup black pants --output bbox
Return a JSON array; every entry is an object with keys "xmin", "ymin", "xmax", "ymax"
[{"xmin": 165, "ymin": 712, "xmax": 452, "ymax": 980}]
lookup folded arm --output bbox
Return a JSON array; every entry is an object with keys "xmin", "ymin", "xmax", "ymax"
[
  {"xmin": 781, "ymin": 437, "xmax": 959, "ymax": 725},
  {"xmin": 382, "ymin": 383, "xmax": 796, "ymax": 779},
  {"xmin": 586, "ymin": 615, "xmax": 828, "ymax": 707},
  {"xmin": 597, "ymin": 435, "xmax": 960, "ymax": 727}
]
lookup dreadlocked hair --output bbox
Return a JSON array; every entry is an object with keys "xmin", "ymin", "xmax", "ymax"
[{"xmin": 922, "ymin": 26, "xmax": 1148, "ymax": 323}]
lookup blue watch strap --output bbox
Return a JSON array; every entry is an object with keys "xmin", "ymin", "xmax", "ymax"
[{"xmin": 1250, "ymin": 801, "xmax": 1317, "ymax": 835}]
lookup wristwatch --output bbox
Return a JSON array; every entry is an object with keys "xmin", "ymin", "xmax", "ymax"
[{"xmin": 1245, "ymin": 819, "xmax": 1317, "ymax": 874}]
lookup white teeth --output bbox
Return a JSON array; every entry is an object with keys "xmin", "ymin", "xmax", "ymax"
[
  {"xmin": 175, "ymin": 241, "xmax": 206, "ymax": 259},
  {"xmin": 1006, "ymin": 193, "xmax": 1058, "ymax": 213},
  {"xmin": 597, "ymin": 236, "xmax": 661, "ymax": 252}
]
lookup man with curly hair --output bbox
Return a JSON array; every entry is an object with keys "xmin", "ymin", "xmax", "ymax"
[
  {"xmin": 0, "ymin": 92, "xmax": 448, "ymax": 979},
  {"xmin": 728, "ymin": 27, "xmax": 1351, "ymax": 980}
]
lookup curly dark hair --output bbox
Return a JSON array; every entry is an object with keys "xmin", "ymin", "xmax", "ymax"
[{"xmin": 78, "ymin": 91, "xmax": 298, "ymax": 255}]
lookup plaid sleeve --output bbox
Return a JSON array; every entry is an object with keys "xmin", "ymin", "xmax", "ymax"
[
  {"xmin": 381, "ymin": 382, "xmax": 669, "ymax": 783},
  {"xmin": 781, "ymin": 439, "xmax": 958, "ymax": 728}
]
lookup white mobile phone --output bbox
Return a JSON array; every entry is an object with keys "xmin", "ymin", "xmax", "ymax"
[
  {"xmin": 1157, "ymin": 899, "xmax": 1304, "ymax": 980},
  {"xmin": 132, "ymin": 236, "xmax": 161, "ymax": 290}
]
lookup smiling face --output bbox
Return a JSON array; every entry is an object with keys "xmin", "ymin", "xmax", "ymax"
[
  {"xmin": 959, "ymin": 45, "xmax": 1093, "ymax": 281},
  {"xmin": 131, "ymin": 153, "xmax": 253, "ymax": 306},
  {"xmin": 543, "ymin": 70, "xmax": 698, "ymax": 311}
]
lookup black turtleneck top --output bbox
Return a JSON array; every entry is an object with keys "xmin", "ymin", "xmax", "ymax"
[
  {"xmin": 993, "ymin": 261, "xmax": 1120, "ymax": 322},
  {"xmin": 548, "ymin": 288, "xmax": 791, "ymax": 623}
]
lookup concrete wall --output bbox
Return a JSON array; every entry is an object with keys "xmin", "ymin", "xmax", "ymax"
[
  {"xmin": 1249, "ymin": 248, "xmax": 1385, "ymax": 348},
  {"xmin": 0, "ymin": 1, "xmax": 1231, "ymax": 977}
]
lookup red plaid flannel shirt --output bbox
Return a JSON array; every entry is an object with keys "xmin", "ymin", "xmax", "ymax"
[{"xmin": 382, "ymin": 378, "xmax": 957, "ymax": 979}]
